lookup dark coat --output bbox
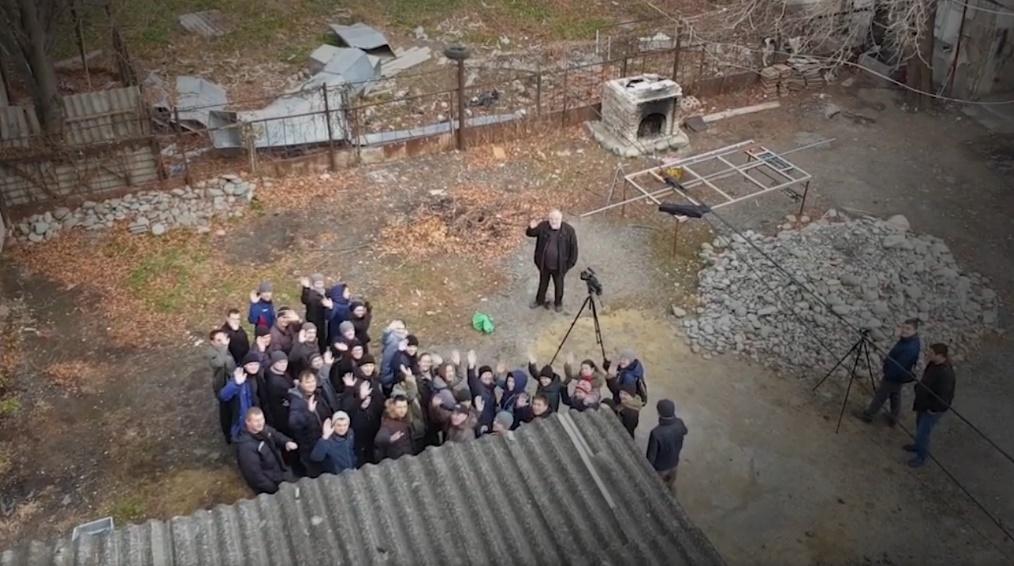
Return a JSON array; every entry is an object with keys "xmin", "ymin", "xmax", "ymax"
[
  {"xmin": 529, "ymin": 362, "xmax": 563, "ymax": 412},
  {"xmin": 222, "ymin": 323, "xmax": 250, "ymax": 364},
  {"xmin": 325, "ymin": 283, "xmax": 352, "ymax": 345},
  {"xmin": 288, "ymin": 389, "xmax": 334, "ymax": 477},
  {"xmin": 526, "ymin": 220, "xmax": 578, "ymax": 273},
  {"xmin": 235, "ymin": 425, "xmax": 294, "ymax": 494},
  {"xmin": 310, "ymin": 430, "xmax": 357, "ymax": 475},
  {"xmin": 468, "ymin": 367, "xmax": 498, "ymax": 430},
  {"xmin": 375, "ymin": 414, "xmax": 414, "ymax": 461},
  {"xmin": 268, "ymin": 322, "xmax": 297, "ymax": 354},
  {"xmin": 646, "ymin": 416, "xmax": 688, "ymax": 471},
  {"xmin": 341, "ymin": 384, "xmax": 385, "ymax": 465},
  {"xmin": 350, "ymin": 303, "xmax": 373, "ymax": 352},
  {"xmin": 288, "ymin": 340, "xmax": 319, "ymax": 380},
  {"xmin": 260, "ymin": 369, "xmax": 293, "ymax": 434},
  {"xmin": 301, "ymin": 287, "xmax": 330, "ymax": 350},
  {"xmin": 913, "ymin": 361, "xmax": 956, "ymax": 413},
  {"xmin": 614, "ymin": 359, "xmax": 647, "ymax": 404},
  {"xmin": 883, "ymin": 335, "xmax": 921, "ymax": 383}
]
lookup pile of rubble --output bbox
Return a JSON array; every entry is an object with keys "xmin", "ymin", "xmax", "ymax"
[
  {"xmin": 13, "ymin": 175, "xmax": 256, "ymax": 243},
  {"xmin": 678, "ymin": 213, "xmax": 1001, "ymax": 374}
]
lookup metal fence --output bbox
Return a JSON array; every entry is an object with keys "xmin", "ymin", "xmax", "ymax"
[{"xmin": 0, "ymin": 27, "xmax": 765, "ymax": 220}]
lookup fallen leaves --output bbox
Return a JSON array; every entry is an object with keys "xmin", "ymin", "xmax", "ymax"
[{"xmin": 44, "ymin": 360, "xmax": 109, "ymax": 394}]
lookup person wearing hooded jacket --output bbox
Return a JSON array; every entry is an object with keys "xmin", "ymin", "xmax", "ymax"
[
  {"xmin": 325, "ymin": 282, "xmax": 352, "ymax": 348},
  {"xmin": 647, "ymin": 399, "xmax": 688, "ymax": 493},
  {"xmin": 528, "ymin": 357, "xmax": 563, "ymax": 412},
  {"xmin": 380, "ymin": 321, "xmax": 410, "ymax": 394},
  {"xmin": 235, "ymin": 407, "xmax": 297, "ymax": 495},
  {"xmin": 498, "ymin": 368, "xmax": 529, "ymax": 415},
  {"xmin": 608, "ymin": 350, "xmax": 647, "ymax": 405},
  {"xmin": 260, "ymin": 351, "xmax": 294, "ymax": 435},
  {"xmin": 349, "ymin": 300, "xmax": 373, "ymax": 353},
  {"xmin": 218, "ymin": 353, "xmax": 262, "ymax": 442},
  {"xmin": 288, "ymin": 370, "xmax": 334, "ymax": 478}
]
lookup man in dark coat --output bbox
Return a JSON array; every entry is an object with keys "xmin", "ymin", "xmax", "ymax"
[
  {"xmin": 222, "ymin": 308, "xmax": 250, "ymax": 364},
  {"xmin": 646, "ymin": 399, "xmax": 689, "ymax": 494},
  {"xmin": 526, "ymin": 208, "xmax": 578, "ymax": 312},
  {"xmin": 375, "ymin": 395, "xmax": 414, "ymax": 461},
  {"xmin": 260, "ymin": 351, "xmax": 293, "ymax": 434},
  {"xmin": 288, "ymin": 370, "xmax": 334, "ymax": 478},
  {"xmin": 218, "ymin": 354, "xmax": 262, "ymax": 442},
  {"xmin": 311, "ymin": 412, "xmax": 357, "ymax": 474},
  {"xmin": 288, "ymin": 322, "xmax": 321, "ymax": 379},
  {"xmin": 860, "ymin": 319, "xmax": 922, "ymax": 425},
  {"xmin": 235, "ymin": 407, "xmax": 298, "ymax": 494},
  {"xmin": 300, "ymin": 274, "xmax": 333, "ymax": 352},
  {"xmin": 905, "ymin": 343, "xmax": 956, "ymax": 468},
  {"xmin": 268, "ymin": 308, "xmax": 300, "ymax": 354},
  {"xmin": 342, "ymin": 377, "xmax": 385, "ymax": 466}
]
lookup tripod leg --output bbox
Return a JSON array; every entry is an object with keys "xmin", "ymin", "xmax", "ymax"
[
  {"xmin": 550, "ymin": 296, "xmax": 591, "ymax": 366},
  {"xmin": 589, "ymin": 296, "xmax": 607, "ymax": 363},
  {"xmin": 812, "ymin": 341, "xmax": 861, "ymax": 392},
  {"xmin": 834, "ymin": 346, "xmax": 864, "ymax": 433},
  {"xmin": 861, "ymin": 340, "xmax": 878, "ymax": 393}
]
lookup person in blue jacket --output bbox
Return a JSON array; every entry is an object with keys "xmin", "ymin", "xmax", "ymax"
[
  {"xmin": 311, "ymin": 412, "xmax": 357, "ymax": 474},
  {"xmin": 248, "ymin": 281, "xmax": 276, "ymax": 330},
  {"xmin": 218, "ymin": 353, "xmax": 262, "ymax": 441},
  {"xmin": 859, "ymin": 318, "xmax": 921, "ymax": 426}
]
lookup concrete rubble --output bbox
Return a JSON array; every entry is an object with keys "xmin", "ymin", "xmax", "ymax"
[
  {"xmin": 680, "ymin": 213, "xmax": 1001, "ymax": 375},
  {"xmin": 14, "ymin": 175, "xmax": 256, "ymax": 244}
]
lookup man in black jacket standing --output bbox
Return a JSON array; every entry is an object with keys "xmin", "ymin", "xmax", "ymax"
[
  {"xmin": 905, "ymin": 343, "xmax": 956, "ymax": 468},
  {"xmin": 646, "ymin": 399, "xmax": 688, "ymax": 494},
  {"xmin": 235, "ymin": 407, "xmax": 298, "ymax": 494},
  {"xmin": 526, "ymin": 209, "xmax": 578, "ymax": 312}
]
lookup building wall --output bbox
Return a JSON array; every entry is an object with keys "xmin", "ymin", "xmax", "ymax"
[{"xmin": 934, "ymin": 0, "xmax": 1014, "ymax": 98}]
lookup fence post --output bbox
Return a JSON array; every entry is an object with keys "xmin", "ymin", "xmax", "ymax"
[
  {"xmin": 535, "ymin": 71, "xmax": 542, "ymax": 117},
  {"xmin": 672, "ymin": 25, "xmax": 682, "ymax": 82},
  {"xmin": 322, "ymin": 83, "xmax": 336, "ymax": 172},
  {"xmin": 561, "ymin": 64, "xmax": 569, "ymax": 126},
  {"xmin": 244, "ymin": 123, "xmax": 257, "ymax": 176},
  {"xmin": 621, "ymin": 55, "xmax": 628, "ymax": 77},
  {"xmin": 172, "ymin": 106, "xmax": 192, "ymax": 186},
  {"xmin": 351, "ymin": 103, "xmax": 361, "ymax": 164}
]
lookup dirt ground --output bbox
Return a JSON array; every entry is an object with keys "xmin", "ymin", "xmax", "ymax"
[{"xmin": 2, "ymin": 77, "xmax": 1013, "ymax": 564}]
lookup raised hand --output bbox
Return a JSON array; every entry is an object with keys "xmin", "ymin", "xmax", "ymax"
[
  {"xmin": 299, "ymin": 277, "xmax": 310, "ymax": 288},
  {"xmin": 398, "ymin": 339, "xmax": 408, "ymax": 352},
  {"xmin": 249, "ymin": 290, "xmax": 260, "ymax": 303},
  {"xmin": 321, "ymin": 418, "xmax": 334, "ymax": 440},
  {"xmin": 566, "ymin": 352, "xmax": 575, "ymax": 366},
  {"xmin": 308, "ymin": 396, "xmax": 317, "ymax": 414},
  {"xmin": 321, "ymin": 297, "xmax": 334, "ymax": 309},
  {"xmin": 342, "ymin": 373, "xmax": 356, "ymax": 388},
  {"xmin": 496, "ymin": 361, "xmax": 506, "ymax": 375},
  {"xmin": 474, "ymin": 396, "xmax": 485, "ymax": 413},
  {"xmin": 529, "ymin": 219, "xmax": 538, "ymax": 229},
  {"xmin": 517, "ymin": 394, "xmax": 529, "ymax": 408},
  {"xmin": 528, "ymin": 351, "xmax": 537, "ymax": 365},
  {"xmin": 335, "ymin": 342, "xmax": 349, "ymax": 352},
  {"xmin": 451, "ymin": 350, "xmax": 461, "ymax": 366},
  {"xmin": 466, "ymin": 350, "xmax": 477, "ymax": 368},
  {"xmin": 234, "ymin": 367, "xmax": 247, "ymax": 385},
  {"xmin": 323, "ymin": 350, "xmax": 335, "ymax": 365},
  {"xmin": 390, "ymin": 431, "xmax": 405, "ymax": 443}
]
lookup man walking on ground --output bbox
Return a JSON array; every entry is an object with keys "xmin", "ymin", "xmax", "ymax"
[
  {"xmin": 859, "ymin": 319, "xmax": 921, "ymax": 426},
  {"xmin": 526, "ymin": 208, "xmax": 578, "ymax": 312},
  {"xmin": 646, "ymin": 399, "xmax": 688, "ymax": 494},
  {"xmin": 904, "ymin": 343, "xmax": 956, "ymax": 468}
]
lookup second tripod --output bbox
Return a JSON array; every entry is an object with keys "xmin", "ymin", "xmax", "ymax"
[
  {"xmin": 549, "ymin": 291, "xmax": 607, "ymax": 366},
  {"xmin": 812, "ymin": 329, "xmax": 877, "ymax": 433}
]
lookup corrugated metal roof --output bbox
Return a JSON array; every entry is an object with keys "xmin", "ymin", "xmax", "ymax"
[
  {"xmin": 0, "ymin": 409, "xmax": 724, "ymax": 566},
  {"xmin": 177, "ymin": 10, "xmax": 229, "ymax": 38},
  {"xmin": 61, "ymin": 86, "xmax": 148, "ymax": 145},
  {"xmin": 174, "ymin": 76, "xmax": 228, "ymax": 127},
  {"xmin": 317, "ymin": 47, "xmax": 379, "ymax": 87},
  {"xmin": 329, "ymin": 23, "xmax": 394, "ymax": 56}
]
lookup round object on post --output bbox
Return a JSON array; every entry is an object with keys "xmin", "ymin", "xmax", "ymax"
[{"xmin": 443, "ymin": 45, "xmax": 471, "ymax": 61}]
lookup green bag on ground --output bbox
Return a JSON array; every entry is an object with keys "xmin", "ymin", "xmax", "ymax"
[{"xmin": 472, "ymin": 312, "xmax": 495, "ymax": 335}]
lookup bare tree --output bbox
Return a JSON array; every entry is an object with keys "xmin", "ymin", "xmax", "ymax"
[{"xmin": 0, "ymin": 0, "xmax": 67, "ymax": 135}]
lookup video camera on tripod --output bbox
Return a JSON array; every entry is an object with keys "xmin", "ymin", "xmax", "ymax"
[
  {"xmin": 580, "ymin": 267, "xmax": 603, "ymax": 296},
  {"xmin": 550, "ymin": 266, "xmax": 607, "ymax": 366}
]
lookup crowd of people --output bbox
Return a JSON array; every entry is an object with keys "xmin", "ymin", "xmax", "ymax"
[{"xmin": 207, "ymin": 273, "xmax": 686, "ymax": 495}]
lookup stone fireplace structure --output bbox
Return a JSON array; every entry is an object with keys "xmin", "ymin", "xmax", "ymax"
[{"xmin": 588, "ymin": 74, "xmax": 688, "ymax": 157}]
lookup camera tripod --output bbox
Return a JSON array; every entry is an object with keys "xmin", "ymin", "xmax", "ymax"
[
  {"xmin": 549, "ymin": 289, "xmax": 607, "ymax": 366},
  {"xmin": 812, "ymin": 329, "xmax": 877, "ymax": 433}
]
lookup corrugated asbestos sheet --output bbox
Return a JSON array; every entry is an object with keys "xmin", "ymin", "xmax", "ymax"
[
  {"xmin": 62, "ymin": 86, "xmax": 149, "ymax": 145},
  {"xmin": 177, "ymin": 10, "xmax": 229, "ymax": 38},
  {"xmin": 0, "ymin": 409, "xmax": 724, "ymax": 566},
  {"xmin": 0, "ymin": 86, "xmax": 158, "ymax": 207},
  {"xmin": 329, "ymin": 23, "xmax": 394, "ymax": 57}
]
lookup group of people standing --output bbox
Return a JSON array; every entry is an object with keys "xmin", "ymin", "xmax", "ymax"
[{"xmin": 207, "ymin": 272, "xmax": 688, "ymax": 495}]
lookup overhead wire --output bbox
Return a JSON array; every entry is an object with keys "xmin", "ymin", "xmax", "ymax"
[
  {"xmin": 944, "ymin": 0, "xmax": 1014, "ymax": 16},
  {"xmin": 564, "ymin": 48, "xmax": 1014, "ymax": 549}
]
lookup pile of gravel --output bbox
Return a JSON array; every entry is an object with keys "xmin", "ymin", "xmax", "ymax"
[
  {"xmin": 13, "ymin": 174, "xmax": 256, "ymax": 243},
  {"xmin": 679, "ymin": 212, "xmax": 1000, "ymax": 375}
]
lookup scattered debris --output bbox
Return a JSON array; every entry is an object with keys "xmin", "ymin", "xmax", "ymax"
[
  {"xmin": 329, "ymin": 23, "xmax": 395, "ymax": 59},
  {"xmin": 171, "ymin": 76, "xmax": 228, "ymax": 129},
  {"xmin": 469, "ymin": 90, "xmax": 500, "ymax": 107},
  {"xmin": 380, "ymin": 46, "xmax": 433, "ymax": 78},
  {"xmin": 682, "ymin": 214, "xmax": 1000, "ymax": 373},
  {"xmin": 702, "ymin": 101, "xmax": 781, "ymax": 123},
  {"xmin": 177, "ymin": 10, "xmax": 230, "ymax": 38},
  {"xmin": 823, "ymin": 103, "xmax": 842, "ymax": 120},
  {"xmin": 639, "ymin": 32, "xmax": 674, "ymax": 51}
]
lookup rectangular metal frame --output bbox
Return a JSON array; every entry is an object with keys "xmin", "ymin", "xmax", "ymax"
[{"xmin": 581, "ymin": 139, "xmax": 818, "ymax": 219}]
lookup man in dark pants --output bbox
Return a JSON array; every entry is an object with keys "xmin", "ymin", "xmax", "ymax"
[
  {"xmin": 904, "ymin": 343, "xmax": 956, "ymax": 468},
  {"xmin": 859, "ymin": 318, "xmax": 921, "ymax": 426},
  {"xmin": 646, "ymin": 399, "xmax": 688, "ymax": 494},
  {"xmin": 526, "ymin": 209, "xmax": 578, "ymax": 313}
]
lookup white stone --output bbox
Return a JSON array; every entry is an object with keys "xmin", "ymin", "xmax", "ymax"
[
  {"xmin": 886, "ymin": 214, "xmax": 911, "ymax": 231},
  {"xmin": 151, "ymin": 223, "xmax": 167, "ymax": 236}
]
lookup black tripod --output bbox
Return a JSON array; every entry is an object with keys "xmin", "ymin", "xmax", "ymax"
[
  {"xmin": 812, "ymin": 330, "xmax": 877, "ymax": 433},
  {"xmin": 549, "ymin": 289, "xmax": 607, "ymax": 366}
]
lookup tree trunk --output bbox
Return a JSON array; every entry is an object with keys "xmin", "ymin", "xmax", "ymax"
[
  {"xmin": 104, "ymin": 1, "xmax": 136, "ymax": 86},
  {"xmin": 906, "ymin": 2, "xmax": 937, "ymax": 110},
  {"xmin": 19, "ymin": 0, "xmax": 63, "ymax": 136}
]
